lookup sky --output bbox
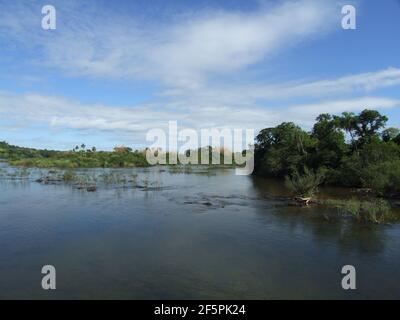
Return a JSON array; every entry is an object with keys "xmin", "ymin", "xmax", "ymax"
[{"xmin": 0, "ymin": 0, "xmax": 400, "ymax": 150}]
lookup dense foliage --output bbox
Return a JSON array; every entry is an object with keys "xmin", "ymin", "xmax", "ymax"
[
  {"xmin": 0, "ymin": 142, "xmax": 149, "ymax": 168},
  {"xmin": 254, "ymin": 109, "xmax": 400, "ymax": 197}
]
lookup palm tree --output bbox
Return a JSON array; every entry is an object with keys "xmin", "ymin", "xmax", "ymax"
[{"xmin": 338, "ymin": 112, "xmax": 356, "ymax": 144}]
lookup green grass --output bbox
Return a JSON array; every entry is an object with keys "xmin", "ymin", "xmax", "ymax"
[
  {"xmin": 324, "ymin": 198, "xmax": 396, "ymax": 223},
  {"xmin": 6, "ymin": 149, "xmax": 150, "ymax": 169},
  {"xmin": 1, "ymin": 141, "xmax": 240, "ymax": 169}
]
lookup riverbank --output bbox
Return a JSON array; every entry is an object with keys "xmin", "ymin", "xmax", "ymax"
[{"xmin": 0, "ymin": 141, "xmax": 240, "ymax": 169}]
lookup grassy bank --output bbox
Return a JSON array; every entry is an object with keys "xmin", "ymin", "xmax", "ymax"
[
  {"xmin": 0, "ymin": 141, "xmax": 244, "ymax": 169},
  {"xmin": 1, "ymin": 142, "xmax": 149, "ymax": 168}
]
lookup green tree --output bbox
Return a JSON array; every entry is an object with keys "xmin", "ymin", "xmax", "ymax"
[
  {"xmin": 394, "ymin": 134, "xmax": 400, "ymax": 145},
  {"xmin": 311, "ymin": 113, "xmax": 347, "ymax": 168},
  {"xmin": 382, "ymin": 127, "xmax": 400, "ymax": 142},
  {"xmin": 254, "ymin": 122, "xmax": 316, "ymax": 177},
  {"xmin": 335, "ymin": 111, "xmax": 357, "ymax": 145},
  {"xmin": 353, "ymin": 109, "xmax": 388, "ymax": 145}
]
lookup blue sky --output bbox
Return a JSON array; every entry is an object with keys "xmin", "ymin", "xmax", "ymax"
[{"xmin": 0, "ymin": 0, "xmax": 400, "ymax": 150}]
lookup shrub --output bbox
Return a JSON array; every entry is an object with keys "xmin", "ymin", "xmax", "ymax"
[
  {"xmin": 285, "ymin": 167, "xmax": 325, "ymax": 198},
  {"xmin": 359, "ymin": 160, "xmax": 400, "ymax": 196}
]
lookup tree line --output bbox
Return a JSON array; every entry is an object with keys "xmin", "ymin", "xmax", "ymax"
[
  {"xmin": 254, "ymin": 109, "xmax": 400, "ymax": 197},
  {"xmin": 0, "ymin": 142, "xmax": 148, "ymax": 168}
]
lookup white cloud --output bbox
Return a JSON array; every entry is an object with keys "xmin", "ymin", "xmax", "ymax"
[
  {"xmin": 244, "ymin": 67, "xmax": 400, "ymax": 100},
  {"xmin": 285, "ymin": 97, "xmax": 400, "ymax": 127},
  {"xmin": 1, "ymin": 0, "xmax": 400, "ymax": 149},
  {"xmin": 1, "ymin": 91, "xmax": 398, "ymax": 142},
  {"xmin": 0, "ymin": 0, "xmax": 338, "ymax": 88},
  {"xmin": 161, "ymin": 67, "xmax": 400, "ymax": 107},
  {"xmin": 145, "ymin": 0, "xmax": 337, "ymax": 88}
]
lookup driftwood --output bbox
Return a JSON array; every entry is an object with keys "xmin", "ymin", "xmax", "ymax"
[{"xmin": 294, "ymin": 197, "xmax": 312, "ymax": 206}]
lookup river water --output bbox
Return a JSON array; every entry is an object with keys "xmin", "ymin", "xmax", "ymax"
[{"xmin": 0, "ymin": 164, "xmax": 399, "ymax": 299}]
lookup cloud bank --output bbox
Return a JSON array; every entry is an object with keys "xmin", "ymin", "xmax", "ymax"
[{"xmin": 0, "ymin": 0, "xmax": 399, "ymax": 149}]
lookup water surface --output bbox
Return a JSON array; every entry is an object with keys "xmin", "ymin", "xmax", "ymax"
[{"xmin": 1, "ymin": 164, "xmax": 400, "ymax": 299}]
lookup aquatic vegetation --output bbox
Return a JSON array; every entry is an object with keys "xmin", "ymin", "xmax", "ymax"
[
  {"xmin": 324, "ymin": 198, "xmax": 396, "ymax": 223},
  {"xmin": 98, "ymin": 172, "xmax": 139, "ymax": 186},
  {"xmin": 0, "ymin": 167, "xmax": 33, "ymax": 181},
  {"xmin": 130, "ymin": 173, "xmax": 138, "ymax": 183},
  {"xmin": 99, "ymin": 172, "xmax": 124, "ymax": 184},
  {"xmin": 30, "ymin": 167, "xmax": 163, "ymax": 193},
  {"xmin": 168, "ymin": 165, "xmax": 193, "ymax": 174},
  {"xmin": 167, "ymin": 164, "xmax": 231, "ymax": 175},
  {"xmin": 62, "ymin": 170, "xmax": 76, "ymax": 182},
  {"xmin": 141, "ymin": 178, "xmax": 150, "ymax": 188},
  {"xmin": 73, "ymin": 173, "xmax": 97, "ymax": 187}
]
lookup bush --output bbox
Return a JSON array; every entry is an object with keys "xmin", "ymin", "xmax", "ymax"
[
  {"xmin": 285, "ymin": 167, "xmax": 325, "ymax": 198},
  {"xmin": 359, "ymin": 160, "xmax": 400, "ymax": 196}
]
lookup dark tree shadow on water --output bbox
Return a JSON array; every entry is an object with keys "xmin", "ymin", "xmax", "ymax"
[{"xmin": 250, "ymin": 176, "xmax": 387, "ymax": 255}]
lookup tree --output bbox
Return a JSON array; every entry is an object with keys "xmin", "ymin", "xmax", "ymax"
[
  {"xmin": 252, "ymin": 109, "xmax": 400, "ymax": 196},
  {"xmin": 335, "ymin": 111, "xmax": 357, "ymax": 144},
  {"xmin": 382, "ymin": 127, "xmax": 400, "ymax": 142},
  {"xmin": 312, "ymin": 113, "xmax": 346, "ymax": 168},
  {"xmin": 254, "ymin": 122, "xmax": 316, "ymax": 177},
  {"xmin": 113, "ymin": 146, "xmax": 132, "ymax": 154},
  {"xmin": 353, "ymin": 109, "xmax": 388, "ymax": 144},
  {"xmin": 394, "ymin": 134, "xmax": 400, "ymax": 145}
]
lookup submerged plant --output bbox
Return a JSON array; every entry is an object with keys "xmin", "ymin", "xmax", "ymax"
[{"xmin": 62, "ymin": 170, "xmax": 76, "ymax": 182}]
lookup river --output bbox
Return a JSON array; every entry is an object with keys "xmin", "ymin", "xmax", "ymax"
[{"xmin": 0, "ymin": 164, "xmax": 399, "ymax": 299}]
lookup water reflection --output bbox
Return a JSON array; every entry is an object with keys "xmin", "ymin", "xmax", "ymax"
[
  {"xmin": 251, "ymin": 177, "xmax": 388, "ymax": 254},
  {"xmin": 0, "ymin": 164, "xmax": 399, "ymax": 299}
]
